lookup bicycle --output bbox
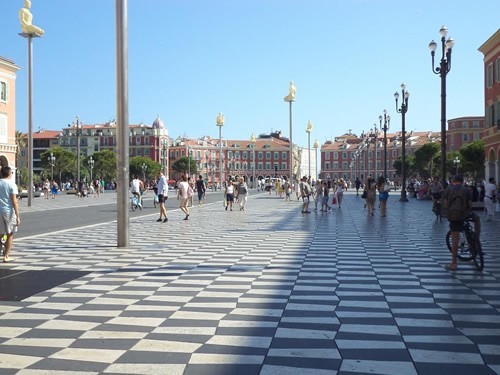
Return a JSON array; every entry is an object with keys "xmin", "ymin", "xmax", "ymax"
[
  {"xmin": 446, "ymin": 216, "xmax": 483, "ymax": 271},
  {"xmin": 130, "ymin": 194, "xmax": 142, "ymax": 211}
]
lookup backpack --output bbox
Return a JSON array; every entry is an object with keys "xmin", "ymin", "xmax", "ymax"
[
  {"xmin": 303, "ymin": 182, "xmax": 311, "ymax": 196},
  {"xmin": 447, "ymin": 188, "xmax": 467, "ymax": 221}
]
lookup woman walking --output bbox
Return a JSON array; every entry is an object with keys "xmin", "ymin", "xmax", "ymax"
[
  {"xmin": 336, "ymin": 178, "xmax": 346, "ymax": 208},
  {"xmin": 377, "ymin": 176, "xmax": 389, "ymax": 217},
  {"xmin": 177, "ymin": 175, "xmax": 190, "ymax": 220},
  {"xmin": 225, "ymin": 178, "xmax": 235, "ymax": 211},
  {"xmin": 365, "ymin": 177, "xmax": 377, "ymax": 216}
]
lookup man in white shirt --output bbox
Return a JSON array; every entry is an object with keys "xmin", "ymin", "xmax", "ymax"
[
  {"xmin": 484, "ymin": 177, "xmax": 497, "ymax": 221},
  {"xmin": 130, "ymin": 175, "xmax": 144, "ymax": 209},
  {"xmin": 156, "ymin": 172, "xmax": 168, "ymax": 223}
]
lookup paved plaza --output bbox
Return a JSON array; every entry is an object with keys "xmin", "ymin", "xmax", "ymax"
[{"xmin": 1, "ymin": 191, "xmax": 499, "ymax": 374}]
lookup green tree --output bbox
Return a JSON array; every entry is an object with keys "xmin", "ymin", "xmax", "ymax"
[
  {"xmin": 393, "ymin": 155, "xmax": 416, "ymax": 178},
  {"xmin": 15, "ymin": 131, "xmax": 26, "ymax": 186},
  {"xmin": 40, "ymin": 146, "xmax": 77, "ymax": 185},
  {"xmin": 414, "ymin": 143, "xmax": 441, "ymax": 179},
  {"xmin": 129, "ymin": 156, "xmax": 161, "ymax": 181},
  {"xmin": 88, "ymin": 149, "xmax": 117, "ymax": 183},
  {"xmin": 459, "ymin": 140, "xmax": 485, "ymax": 181},
  {"xmin": 172, "ymin": 156, "xmax": 197, "ymax": 176}
]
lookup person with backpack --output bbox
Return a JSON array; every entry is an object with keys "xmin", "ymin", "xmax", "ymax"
[{"xmin": 444, "ymin": 175, "xmax": 472, "ymax": 270}]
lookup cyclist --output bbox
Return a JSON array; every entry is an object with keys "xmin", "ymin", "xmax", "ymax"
[
  {"xmin": 430, "ymin": 176, "xmax": 444, "ymax": 213},
  {"xmin": 130, "ymin": 175, "xmax": 144, "ymax": 209},
  {"xmin": 443, "ymin": 175, "xmax": 480, "ymax": 270}
]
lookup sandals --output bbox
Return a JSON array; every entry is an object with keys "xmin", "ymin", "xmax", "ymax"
[{"xmin": 446, "ymin": 263, "xmax": 458, "ymax": 270}]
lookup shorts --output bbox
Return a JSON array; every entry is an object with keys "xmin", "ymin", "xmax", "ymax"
[
  {"xmin": 449, "ymin": 220, "xmax": 464, "ymax": 232},
  {"xmin": 0, "ymin": 211, "xmax": 16, "ymax": 235},
  {"xmin": 302, "ymin": 195, "xmax": 310, "ymax": 202},
  {"xmin": 158, "ymin": 194, "xmax": 167, "ymax": 203},
  {"xmin": 379, "ymin": 191, "xmax": 389, "ymax": 201},
  {"xmin": 226, "ymin": 193, "xmax": 234, "ymax": 203}
]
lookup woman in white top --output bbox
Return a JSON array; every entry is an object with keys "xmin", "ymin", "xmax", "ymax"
[
  {"xmin": 484, "ymin": 177, "xmax": 497, "ymax": 221},
  {"xmin": 225, "ymin": 179, "xmax": 235, "ymax": 211},
  {"xmin": 336, "ymin": 178, "xmax": 346, "ymax": 208},
  {"xmin": 177, "ymin": 175, "xmax": 190, "ymax": 220}
]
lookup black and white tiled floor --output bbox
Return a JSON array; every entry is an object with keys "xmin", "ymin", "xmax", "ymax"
[{"xmin": 1, "ymin": 192, "xmax": 499, "ymax": 374}]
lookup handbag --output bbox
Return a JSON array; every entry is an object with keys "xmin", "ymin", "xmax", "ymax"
[{"xmin": 332, "ymin": 196, "xmax": 337, "ymax": 205}]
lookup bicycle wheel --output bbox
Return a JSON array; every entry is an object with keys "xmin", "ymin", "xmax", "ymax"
[
  {"xmin": 446, "ymin": 231, "xmax": 474, "ymax": 261},
  {"xmin": 473, "ymin": 240, "xmax": 484, "ymax": 272},
  {"xmin": 131, "ymin": 199, "xmax": 137, "ymax": 211}
]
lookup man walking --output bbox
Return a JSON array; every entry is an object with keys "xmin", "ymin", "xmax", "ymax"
[
  {"xmin": 156, "ymin": 172, "xmax": 168, "ymax": 223},
  {"xmin": 444, "ymin": 175, "xmax": 472, "ymax": 270},
  {"xmin": 0, "ymin": 167, "xmax": 20, "ymax": 262}
]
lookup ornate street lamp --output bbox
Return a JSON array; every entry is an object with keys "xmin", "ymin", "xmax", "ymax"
[
  {"xmin": 187, "ymin": 147, "xmax": 192, "ymax": 179},
  {"xmin": 141, "ymin": 162, "xmax": 147, "ymax": 182},
  {"xmin": 306, "ymin": 120, "xmax": 313, "ymax": 178},
  {"xmin": 216, "ymin": 113, "xmax": 224, "ymax": 188},
  {"xmin": 48, "ymin": 152, "xmax": 55, "ymax": 180},
  {"xmin": 453, "ymin": 156, "xmax": 460, "ymax": 175},
  {"xmin": 88, "ymin": 156, "xmax": 94, "ymax": 183},
  {"xmin": 74, "ymin": 116, "xmax": 82, "ymax": 183},
  {"xmin": 250, "ymin": 133, "xmax": 256, "ymax": 189},
  {"xmin": 313, "ymin": 139, "xmax": 319, "ymax": 180},
  {"xmin": 395, "ymin": 83, "xmax": 410, "ymax": 202},
  {"xmin": 284, "ymin": 81, "xmax": 296, "ymax": 182},
  {"xmin": 379, "ymin": 110, "xmax": 391, "ymax": 178},
  {"xmin": 430, "ymin": 25, "xmax": 454, "ymax": 188}
]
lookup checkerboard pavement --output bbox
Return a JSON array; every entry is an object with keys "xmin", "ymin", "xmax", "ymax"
[{"xmin": 0, "ymin": 192, "xmax": 499, "ymax": 374}]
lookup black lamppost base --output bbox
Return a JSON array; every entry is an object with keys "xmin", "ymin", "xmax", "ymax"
[{"xmin": 399, "ymin": 197, "xmax": 409, "ymax": 202}]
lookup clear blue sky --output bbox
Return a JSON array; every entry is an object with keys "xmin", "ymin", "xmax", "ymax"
[{"xmin": 1, "ymin": 0, "xmax": 499, "ymax": 148}]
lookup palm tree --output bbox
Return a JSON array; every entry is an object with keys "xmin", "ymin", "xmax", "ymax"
[{"xmin": 15, "ymin": 131, "xmax": 26, "ymax": 186}]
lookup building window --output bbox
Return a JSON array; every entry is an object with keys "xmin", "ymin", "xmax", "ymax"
[
  {"xmin": 282, "ymin": 152, "xmax": 287, "ymax": 159},
  {"xmin": 333, "ymin": 152, "xmax": 338, "ymax": 160},
  {"xmin": 325, "ymin": 152, "xmax": 330, "ymax": 160},
  {"xmin": 333, "ymin": 162, "xmax": 339, "ymax": 169},
  {"xmin": 487, "ymin": 63, "xmax": 494, "ymax": 88},
  {"xmin": 265, "ymin": 162, "xmax": 271, "ymax": 170},
  {"xmin": 228, "ymin": 151, "xmax": 233, "ymax": 158},
  {"xmin": 392, "ymin": 150, "xmax": 397, "ymax": 158},
  {"xmin": 342, "ymin": 152, "xmax": 347, "ymax": 159},
  {"xmin": 462, "ymin": 121, "xmax": 468, "ymax": 128},
  {"xmin": 462, "ymin": 134, "xmax": 468, "ymax": 142},
  {"xmin": 281, "ymin": 162, "xmax": 287, "ymax": 170},
  {"xmin": 274, "ymin": 152, "xmax": 279, "ymax": 159},
  {"xmin": 496, "ymin": 57, "xmax": 500, "ymax": 83},
  {"xmin": 258, "ymin": 162, "xmax": 263, "ymax": 169},
  {"xmin": 235, "ymin": 151, "xmax": 240, "ymax": 159},
  {"xmin": 325, "ymin": 162, "xmax": 330, "ymax": 170},
  {"xmin": 472, "ymin": 120, "xmax": 480, "ymax": 128},
  {"xmin": 0, "ymin": 81, "xmax": 7, "ymax": 102},
  {"xmin": 342, "ymin": 162, "xmax": 347, "ymax": 170},
  {"xmin": 266, "ymin": 152, "xmax": 271, "ymax": 159},
  {"xmin": 0, "ymin": 114, "xmax": 7, "ymax": 144},
  {"xmin": 474, "ymin": 133, "xmax": 480, "ymax": 141},
  {"xmin": 242, "ymin": 151, "xmax": 247, "ymax": 159},
  {"xmin": 258, "ymin": 152, "xmax": 263, "ymax": 160}
]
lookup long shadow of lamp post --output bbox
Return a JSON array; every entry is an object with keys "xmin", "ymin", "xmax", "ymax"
[
  {"xmin": 394, "ymin": 83, "xmax": 410, "ymax": 202},
  {"xmin": 429, "ymin": 26, "xmax": 454, "ymax": 188}
]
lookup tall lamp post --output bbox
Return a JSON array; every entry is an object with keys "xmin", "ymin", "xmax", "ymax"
[
  {"xmin": 216, "ymin": 113, "xmax": 224, "ymax": 188},
  {"xmin": 141, "ymin": 162, "xmax": 147, "ymax": 182},
  {"xmin": 453, "ymin": 156, "xmax": 460, "ymax": 175},
  {"xmin": 379, "ymin": 110, "xmax": 391, "ymax": 178},
  {"xmin": 19, "ymin": 0, "xmax": 44, "ymax": 207},
  {"xmin": 429, "ymin": 25, "xmax": 454, "ymax": 189},
  {"xmin": 187, "ymin": 147, "xmax": 192, "ymax": 179},
  {"xmin": 313, "ymin": 139, "xmax": 319, "ymax": 180},
  {"xmin": 48, "ymin": 152, "xmax": 55, "ymax": 180},
  {"xmin": 88, "ymin": 156, "xmax": 94, "ymax": 183},
  {"xmin": 250, "ymin": 133, "xmax": 256, "ymax": 189},
  {"xmin": 75, "ymin": 116, "xmax": 81, "ymax": 184},
  {"xmin": 306, "ymin": 120, "xmax": 313, "ymax": 178},
  {"xmin": 395, "ymin": 83, "xmax": 410, "ymax": 202},
  {"xmin": 284, "ymin": 81, "xmax": 296, "ymax": 182}
]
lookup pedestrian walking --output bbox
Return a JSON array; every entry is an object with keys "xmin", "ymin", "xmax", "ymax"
[
  {"xmin": 177, "ymin": 175, "xmax": 191, "ymax": 220},
  {"xmin": 314, "ymin": 179, "xmax": 322, "ymax": 210},
  {"xmin": 336, "ymin": 178, "xmax": 346, "ymax": 208},
  {"xmin": 299, "ymin": 176, "xmax": 312, "ymax": 213},
  {"xmin": 155, "ymin": 171, "xmax": 168, "ymax": 222},
  {"xmin": 283, "ymin": 177, "xmax": 291, "ymax": 202},
  {"xmin": 237, "ymin": 176, "xmax": 248, "ymax": 211},
  {"xmin": 0, "ymin": 167, "xmax": 20, "ymax": 263},
  {"xmin": 43, "ymin": 179, "xmax": 50, "ymax": 199},
  {"xmin": 225, "ymin": 178, "xmax": 235, "ymax": 211},
  {"xmin": 377, "ymin": 176, "xmax": 389, "ymax": 217},
  {"xmin": 196, "ymin": 175, "xmax": 206, "ymax": 207},
  {"xmin": 484, "ymin": 177, "xmax": 497, "ymax": 221},
  {"xmin": 51, "ymin": 180, "xmax": 58, "ymax": 199},
  {"xmin": 321, "ymin": 180, "xmax": 330, "ymax": 212},
  {"xmin": 365, "ymin": 177, "xmax": 377, "ymax": 216},
  {"xmin": 355, "ymin": 177, "xmax": 361, "ymax": 196}
]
